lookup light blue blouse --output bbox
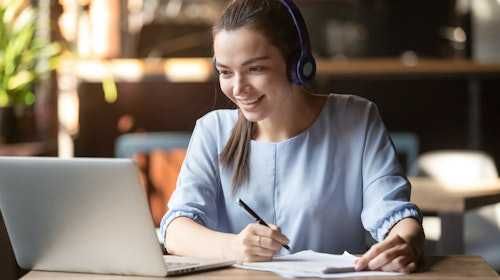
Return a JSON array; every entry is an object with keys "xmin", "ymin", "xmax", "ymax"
[{"xmin": 160, "ymin": 94, "xmax": 421, "ymax": 254}]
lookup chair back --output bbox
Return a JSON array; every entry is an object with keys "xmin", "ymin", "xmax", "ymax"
[
  {"xmin": 390, "ymin": 132, "xmax": 419, "ymax": 176},
  {"xmin": 115, "ymin": 132, "xmax": 191, "ymax": 158},
  {"xmin": 115, "ymin": 132, "xmax": 191, "ymax": 226},
  {"xmin": 418, "ymin": 150, "xmax": 498, "ymax": 186}
]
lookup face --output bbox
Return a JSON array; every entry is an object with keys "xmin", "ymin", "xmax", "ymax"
[{"xmin": 214, "ymin": 27, "xmax": 292, "ymax": 122}]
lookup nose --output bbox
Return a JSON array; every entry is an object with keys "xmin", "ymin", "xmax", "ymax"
[{"xmin": 232, "ymin": 74, "xmax": 249, "ymax": 97}]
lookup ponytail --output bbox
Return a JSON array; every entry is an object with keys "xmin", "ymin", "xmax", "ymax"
[{"xmin": 220, "ymin": 111, "xmax": 253, "ymax": 193}]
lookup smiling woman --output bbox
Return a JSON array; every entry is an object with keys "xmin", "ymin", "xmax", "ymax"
[
  {"xmin": 214, "ymin": 28, "xmax": 295, "ymax": 123},
  {"xmin": 160, "ymin": 0, "xmax": 425, "ymax": 274}
]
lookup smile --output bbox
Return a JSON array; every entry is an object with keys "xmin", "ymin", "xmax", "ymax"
[{"xmin": 237, "ymin": 96, "xmax": 264, "ymax": 106}]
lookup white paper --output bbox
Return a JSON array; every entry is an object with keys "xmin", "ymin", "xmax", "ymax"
[{"xmin": 234, "ymin": 250, "xmax": 402, "ymax": 278}]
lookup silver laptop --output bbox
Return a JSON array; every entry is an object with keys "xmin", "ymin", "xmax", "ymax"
[{"xmin": 0, "ymin": 157, "xmax": 235, "ymax": 277}]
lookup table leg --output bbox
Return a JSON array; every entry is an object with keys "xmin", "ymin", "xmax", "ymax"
[
  {"xmin": 467, "ymin": 78, "xmax": 482, "ymax": 149},
  {"xmin": 439, "ymin": 212, "xmax": 465, "ymax": 255}
]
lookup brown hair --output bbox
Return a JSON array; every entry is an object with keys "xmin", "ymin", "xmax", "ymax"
[{"xmin": 214, "ymin": 0, "xmax": 300, "ymax": 192}]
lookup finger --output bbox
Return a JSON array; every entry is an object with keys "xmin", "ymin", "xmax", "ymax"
[
  {"xmin": 244, "ymin": 245, "xmax": 275, "ymax": 258},
  {"xmin": 268, "ymin": 224, "xmax": 281, "ymax": 232},
  {"xmin": 379, "ymin": 255, "xmax": 411, "ymax": 272},
  {"xmin": 367, "ymin": 243, "xmax": 410, "ymax": 271},
  {"xmin": 355, "ymin": 235, "xmax": 405, "ymax": 271},
  {"xmin": 242, "ymin": 233, "xmax": 258, "ymax": 247},
  {"xmin": 401, "ymin": 262, "xmax": 417, "ymax": 274},
  {"xmin": 269, "ymin": 230, "xmax": 289, "ymax": 246},
  {"xmin": 252, "ymin": 224, "xmax": 289, "ymax": 245},
  {"xmin": 246, "ymin": 234, "xmax": 282, "ymax": 252},
  {"xmin": 258, "ymin": 236, "xmax": 282, "ymax": 251}
]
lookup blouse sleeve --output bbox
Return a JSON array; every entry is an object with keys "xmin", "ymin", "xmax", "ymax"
[
  {"xmin": 360, "ymin": 102, "xmax": 422, "ymax": 242},
  {"xmin": 159, "ymin": 115, "xmax": 222, "ymax": 244}
]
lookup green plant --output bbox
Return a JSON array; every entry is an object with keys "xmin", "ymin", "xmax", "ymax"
[{"xmin": 0, "ymin": 0, "xmax": 60, "ymax": 108}]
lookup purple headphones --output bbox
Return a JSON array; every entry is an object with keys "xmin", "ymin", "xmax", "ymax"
[
  {"xmin": 214, "ymin": 0, "xmax": 316, "ymax": 86},
  {"xmin": 279, "ymin": 0, "xmax": 316, "ymax": 85}
]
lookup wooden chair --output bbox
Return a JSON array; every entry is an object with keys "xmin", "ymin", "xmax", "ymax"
[{"xmin": 115, "ymin": 132, "xmax": 191, "ymax": 227}]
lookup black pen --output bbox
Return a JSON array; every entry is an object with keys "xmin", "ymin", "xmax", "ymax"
[{"xmin": 238, "ymin": 198, "xmax": 291, "ymax": 251}]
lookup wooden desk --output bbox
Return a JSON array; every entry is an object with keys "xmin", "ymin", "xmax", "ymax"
[
  {"xmin": 20, "ymin": 256, "xmax": 499, "ymax": 279},
  {"xmin": 410, "ymin": 177, "xmax": 500, "ymax": 254}
]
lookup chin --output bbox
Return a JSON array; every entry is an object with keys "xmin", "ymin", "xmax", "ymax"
[{"xmin": 240, "ymin": 110, "xmax": 266, "ymax": 123}]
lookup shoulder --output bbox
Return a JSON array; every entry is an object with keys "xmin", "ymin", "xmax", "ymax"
[
  {"xmin": 316, "ymin": 94, "xmax": 386, "ymax": 147},
  {"xmin": 327, "ymin": 93, "xmax": 377, "ymax": 113},
  {"xmin": 321, "ymin": 93, "xmax": 379, "ymax": 125},
  {"xmin": 194, "ymin": 109, "xmax": 238, "ymax": 147},
  {"xmin": 197, "ymin": 109, "xmax": 238, "ymax": 131}
]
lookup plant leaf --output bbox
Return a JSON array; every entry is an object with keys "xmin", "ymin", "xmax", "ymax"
[
  {"xmin": 0, "ymin": 2, "xmax": 61, "ymax": 107},
  {"xmin": 12, "ymin": 5, "xmax": 34, "ymax": 33},
  {"xmin": 3, "ymin": 0, "xmax": 23, "ymax": 25},
  {"xmin": 7, "ymin": 70, "xmax": 34, "ymax": 90},
  {"xmin": 103, "ymin": 76, "xmax": 118, "ymax": 103},
  {"xmin": 23, "ymin": 89, "xmax": 35, "ymax": 105}
]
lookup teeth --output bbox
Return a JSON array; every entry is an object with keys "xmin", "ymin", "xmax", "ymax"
[{"xmin": 238, "ymin": 97, "xmax": 261, "ymax": 105}]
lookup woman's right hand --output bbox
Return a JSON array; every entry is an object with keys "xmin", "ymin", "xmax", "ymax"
[{"xmin": 229, "ymin": 223, "xmax": 289, "ymax": 262}]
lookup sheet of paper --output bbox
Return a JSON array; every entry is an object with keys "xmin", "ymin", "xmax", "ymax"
[{"xmin": 234, "ymin": 250, "xmax": 402, "ymax": 278}]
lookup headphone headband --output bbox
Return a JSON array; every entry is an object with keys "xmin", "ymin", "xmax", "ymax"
[
  {"xmin": 278, "ymin": 0, "xmax": 316, "ymax": 85},
  {"xmin": 279, "ymin": 0, "xmax": 312, "ymax": 54}
]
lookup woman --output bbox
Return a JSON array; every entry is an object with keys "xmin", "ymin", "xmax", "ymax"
[{"xmin": 160, "ymin": 0, "xmax": 424, "ymax": 273}]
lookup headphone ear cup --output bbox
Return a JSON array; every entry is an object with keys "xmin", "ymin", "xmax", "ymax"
[
  {"xmin": 290, "ymin": 52, "xmax": 316, "ymax": 85},
  {"xmin": 288, "ymin": 52, "xmax": 300, "ymax": 85},
  {"xmin": 297, "ymin": 53, "xmax": 316, "ymax": 84}
]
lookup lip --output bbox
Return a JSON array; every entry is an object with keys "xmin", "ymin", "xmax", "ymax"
[{"xmin": 236, "ymin": 95, "xmax": 264, "ymax": 106}]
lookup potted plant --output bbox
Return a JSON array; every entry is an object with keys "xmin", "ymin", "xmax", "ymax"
[{"xmin": 0, "ymin": 0, "xmax": 60, "ymax": 143}]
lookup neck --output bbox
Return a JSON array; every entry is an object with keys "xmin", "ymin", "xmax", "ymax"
[{"xmin": 254, "ymin": 88, "xmax": 326, "ymax": 143}]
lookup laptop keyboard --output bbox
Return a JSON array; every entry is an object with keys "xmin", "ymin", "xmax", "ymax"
[{"xmin": 165, "ymin": 262, "xmax": 200, "ymax": 269}]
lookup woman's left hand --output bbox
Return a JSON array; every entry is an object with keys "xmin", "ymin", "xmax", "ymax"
[{"xmin": 354, "ymin": 234, "xmax": 419, "ymax": 273}]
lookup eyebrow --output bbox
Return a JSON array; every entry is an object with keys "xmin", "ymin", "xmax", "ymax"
[{"xmin": 216, "ymin": 56, "xmax": 270, "ymax": 68}]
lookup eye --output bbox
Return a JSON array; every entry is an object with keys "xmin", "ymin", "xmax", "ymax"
[
  {"xmin": 218, "ymin": 69, "xmax": 233, "ymax": 78},
  {"xmin": 249, "ymin": 66, "xmax": 266, "ymax": 73}
]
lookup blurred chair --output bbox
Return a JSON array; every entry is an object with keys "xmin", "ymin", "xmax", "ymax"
[
  {"xmin": 115, "ymin": 132, "xmax": 191, "ymax": 227},
  {"xmin": 418, "ymin": 150, "xmax": 498, "ymax": 186},
  {"xmin": 115, "ymin": 132, "xmax": 191, "ymax": 158},
  {"xmin": 416, "ymin": 150, "xmax": 500, "ymax": 269},
  {"xmin": 390, "ymin": 132, "xmax": 419, "ymax": 176}
]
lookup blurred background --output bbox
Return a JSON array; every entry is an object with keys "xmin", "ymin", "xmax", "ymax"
[
  {"xmin": 1, "ymin": 0, "xmax": 499, "ymax": 163},
  {"xmin": 1, "ymin": 0, "xmax": 500, "ymax": 275}
]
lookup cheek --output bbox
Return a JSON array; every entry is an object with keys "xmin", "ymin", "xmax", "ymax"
[
  {"xmin": 219, "ymin": 80, "xmax": 236, "ymax": 101},
  {"xmin": 260, "ymin": 67, "xmax": 289, "ymax": 88},
  {"xmin": 258, "ymin": 73, "xmax": 289, "ymax": 93}
]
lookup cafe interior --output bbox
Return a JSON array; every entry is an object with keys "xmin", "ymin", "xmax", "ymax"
[{"xmin": 1, "ymin": 0, "xmax": 500, "ymax": 278}]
